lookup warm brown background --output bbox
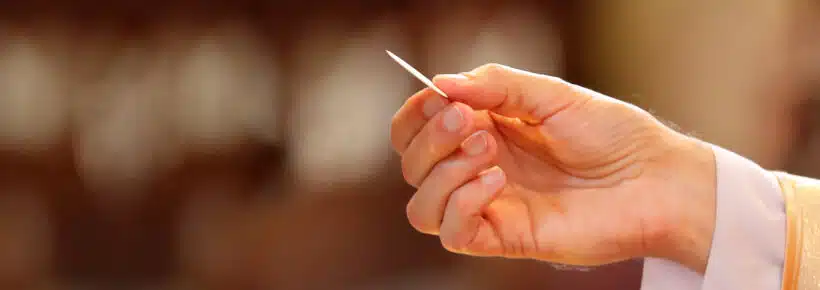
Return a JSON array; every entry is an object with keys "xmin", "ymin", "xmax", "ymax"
[{"xmin": 0, "ymin": 0, "xmax": 818, "ymax": 289}]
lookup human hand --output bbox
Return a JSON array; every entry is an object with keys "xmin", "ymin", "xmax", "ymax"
[{"xmin": 390, "ymin": 64, "xmax": 717, "ymax": 272}]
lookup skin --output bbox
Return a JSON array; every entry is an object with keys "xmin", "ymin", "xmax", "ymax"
[{"xmin": 390, "ymin": 63, "xmax": 717, "ymax": 273}]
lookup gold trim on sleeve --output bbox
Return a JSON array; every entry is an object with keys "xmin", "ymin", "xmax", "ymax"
[{"xmin": 775, "ymin": 172, "xmax": 820, "ymax": 290}]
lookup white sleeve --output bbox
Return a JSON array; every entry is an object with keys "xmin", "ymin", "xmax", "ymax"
[{"xmin": 640, "ymin": 145, "xmax": 785, "ymax": 290}]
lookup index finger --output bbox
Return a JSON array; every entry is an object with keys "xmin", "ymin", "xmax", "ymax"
[{"xmin": 390, "ymin": 88, "xmax": 451, "ymax": 154}]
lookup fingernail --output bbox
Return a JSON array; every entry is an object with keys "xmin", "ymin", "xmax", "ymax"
[
  {"xmin": 433, "ymin": 74, "xmax": 468, "ymax": 87},
  {"xmin": 482, "ymin": 168, "xmax": 504, "ymax": 186},
  {"xmin": 423, "ymin": 96, "xmax": 447, "ymax": 118},
  {"xmin": 461, "ymin": 131, "xmax": 487, "ymax": 156},
  {"xmin": 442, "ymin": 105, "xmax": 464, "ymax": 132}
]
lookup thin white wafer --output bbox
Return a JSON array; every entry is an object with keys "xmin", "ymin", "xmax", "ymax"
[{"xmin": 385, "ymin": 50, "xmax": 448, "ymax": 98}]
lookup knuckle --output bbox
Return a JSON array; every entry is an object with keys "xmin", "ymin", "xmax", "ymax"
[
  {"xmin": 546, "ymin": 74, "xmax": 567, "ymax": 84},
  {"xmin": 473, "ymin": 63, "xmax": 512, "ymax": 82},
  {"xmin": 477, "ymin": 63, "xmax": 506, "ymax": 76},
  {"xmin": 473, "ymin": 63, "xmax": 516, "ymax": 100}
]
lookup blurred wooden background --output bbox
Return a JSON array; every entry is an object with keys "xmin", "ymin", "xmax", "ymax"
[{"xmin": 0, "ymin": 0, "xmax": 817, "ymax": 289}]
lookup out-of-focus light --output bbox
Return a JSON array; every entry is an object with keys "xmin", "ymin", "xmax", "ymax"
[
  {"xmin": 0, "ymin": 33, "xmax": 69, "ymax": 152},
  {"xmin": 173, "ymin": 21, "xmax": 281, "ymax": 151},
  {"xmin": 289, "ymin": 17, "xmax": 412, "ymax": 191},
  {"xmin": 73, "ymin": 42, "xmax": 174, "ymax": 205}
]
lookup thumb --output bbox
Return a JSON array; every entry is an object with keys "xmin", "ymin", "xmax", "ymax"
[{"xmin": 432, "ymin": 63, "xmax": 585, "ymax": 125}]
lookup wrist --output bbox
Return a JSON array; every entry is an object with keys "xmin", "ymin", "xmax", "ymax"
[{"xmin": 651, "ymin": 134, "xmax": 717, "ymax": 273}]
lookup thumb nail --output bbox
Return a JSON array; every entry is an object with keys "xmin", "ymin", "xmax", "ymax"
[{"xmin": 433, "ymin": 74, "xmax": 469, "ymax": 87}]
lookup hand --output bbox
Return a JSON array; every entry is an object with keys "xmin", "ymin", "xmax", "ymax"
[{"xmin": 390, "ymin": 64, "xmax": 717, "ymax": 272}]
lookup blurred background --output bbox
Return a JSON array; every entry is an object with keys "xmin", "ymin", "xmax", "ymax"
[{"xmin": 0, "ymin": 0, "xmax": 818, "ymax": 289}]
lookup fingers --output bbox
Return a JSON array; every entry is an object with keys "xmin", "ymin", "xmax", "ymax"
[
  {"xmin": 390, "ymin": 88, "xmax": 450, "ymax": 154},
  {"xmin": 406, "ymin": 130, "xmax": 497, "ymax": 234},
  {"xmin": 439, "ymin": 166, "xmax": 506, "ymax": 255},
  {"xmin": 431, "ymin": 63, "xmax": 590, "ymax": 124},
  {"xmin": 400, "ymin": 103, "xmax": 477, "ymax": 187}
]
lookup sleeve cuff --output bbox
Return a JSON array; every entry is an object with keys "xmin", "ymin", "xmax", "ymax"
[{"xmin": 641, "ymin": 145, "xmax": 786, "ymax": 290}]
